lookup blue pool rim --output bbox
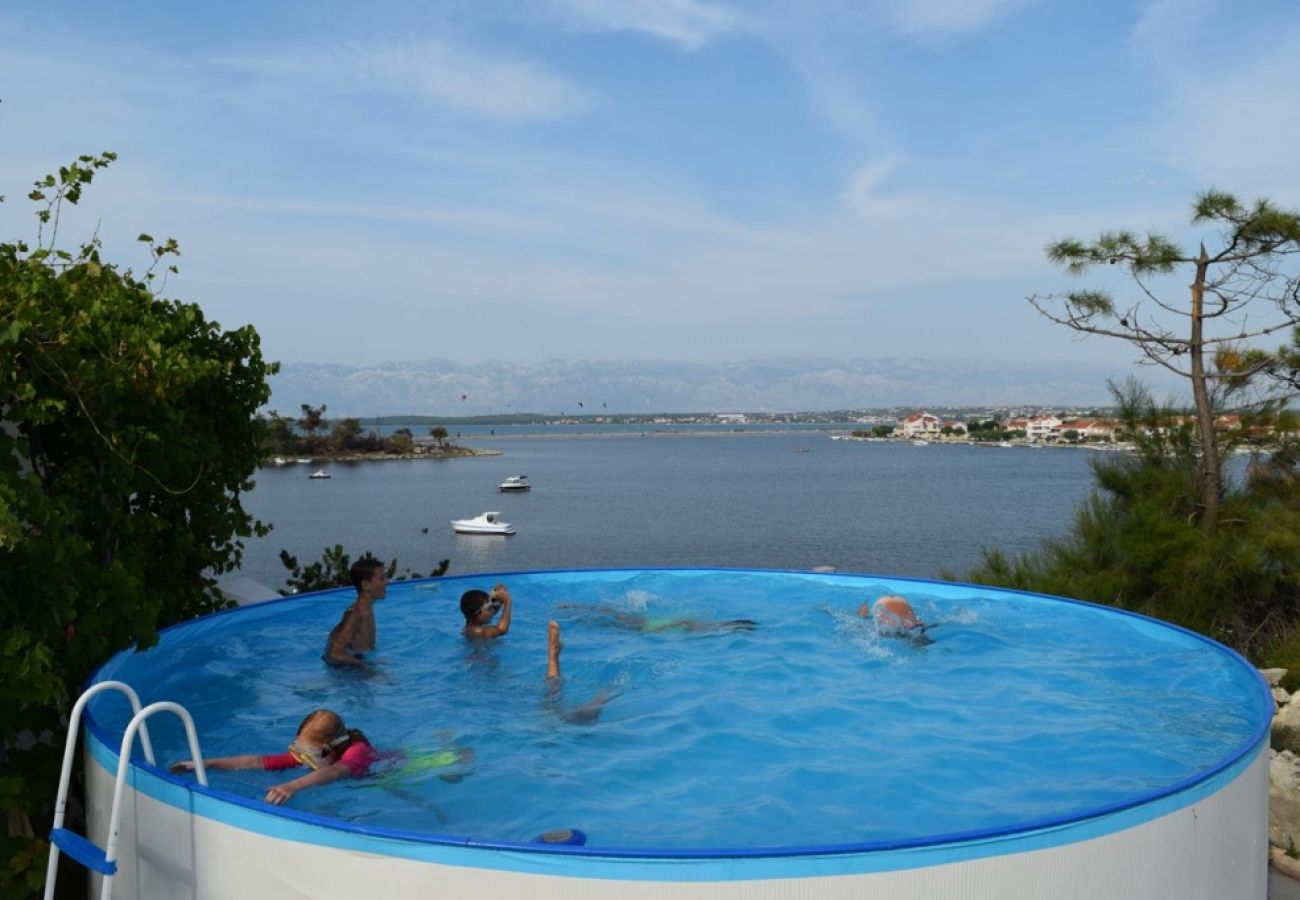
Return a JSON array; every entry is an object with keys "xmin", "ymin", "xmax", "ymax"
[{"xmin": 85, "ymin": 566, "xmax": 1275, "ymax": 863}]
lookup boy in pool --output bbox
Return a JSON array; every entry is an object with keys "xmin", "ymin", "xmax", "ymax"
[
  {"xmin": 461, "ymin": 583, "xmax": 512, "ymax": 639},
  {"xmin": 170, "ymin": 709, "xmax": 375, "ymax": 806},
  {"xmin": 555, "ymin": 603, "xmax": 756, "ymax": 633},
  {"xmin": 324, "ymin": 557, "xmax": 388, "ymax": 667},
  {"xmin": 859, "ymin": 595, "xmax": 934, "ymax": 645}
]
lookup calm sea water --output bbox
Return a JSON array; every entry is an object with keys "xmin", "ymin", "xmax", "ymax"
[{"xmin": 238, "ymin": 434, "xmax": 1101, "ymax": 592}]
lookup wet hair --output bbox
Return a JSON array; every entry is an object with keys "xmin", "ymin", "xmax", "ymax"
[
  {"xmin": 459, "ymin": 589, "xmax": 491, "ymax": 623},
  {"xmin": 349, "ymin": 557, "xmax": 385, "ymax": 591},
  {"xmin": 296, "ymin": 708, "xmax": 367, "ymax": 750}
]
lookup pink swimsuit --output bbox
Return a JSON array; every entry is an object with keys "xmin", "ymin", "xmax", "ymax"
[{"xmin": 261, "ymin": 740, "xmax": 377, "ymax": 778}]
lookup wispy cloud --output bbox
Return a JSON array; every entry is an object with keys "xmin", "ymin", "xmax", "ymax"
[
  {"xmin": 216, "ymin": 40, "xmax": 593, "ymax": 121},
  {"xmin": 548, "ymin": 0, "xmax": 746, "ymax": 49},
  {"xmin": 1130, "ymin": 5, "xmax": 1300, "ymax": 198},
  {"xmin": 873, "ymin": 0, "xmax": 1035, "ymax": 41}
]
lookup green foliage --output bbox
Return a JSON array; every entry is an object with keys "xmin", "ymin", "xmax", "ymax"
[
  {"xmin": 387, "ymin": 427, "xmax": 415, "ymax": 455},
  {"xmin": 965, "ymin": 381, "xmax": 1300, "ymax": 662},
  {"xmin": 0, "ymin": 154, "xmax": 274, "ymax": 894},
  {"xmin": 278, "ymin": 545, "xmax": 450, "ymax": 595}
]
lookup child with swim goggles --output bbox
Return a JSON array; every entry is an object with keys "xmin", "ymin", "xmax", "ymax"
[{"xmin": 170, "ymin": 709, "xmax": 376, "ymax": 806}]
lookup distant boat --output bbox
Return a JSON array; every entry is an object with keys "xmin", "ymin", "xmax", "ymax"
[
  {"xmin": 911, "ymin": 439, "xmax": 930, "ymax": 447},
  {"xmin": 498, "ymin": 475, "xmax": 531, "ymax": 492},
  {"xmin": 296, "ymin": 458, "xmax": 312, "ymax": 464},
  {"xmin": 998, "ymin": 441, "xmax": 1014, "ymax": 448},
  {"xmin": 308, "ymin": 469, "xmax": 331, "ymax": 480},
  {"xmin": 452, "ymin": 512, "xmax": 515, "ymax": 535},
  {"xmin": 272, "ymin": 456, "xmax": 287, "ymax": 466},
  {"xmin": 792, "ymin": 448, "xmax": 810, "ymax": 453}
]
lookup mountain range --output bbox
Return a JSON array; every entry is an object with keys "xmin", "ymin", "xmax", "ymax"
[{"xmin": 265, "ymin": 357, "xmax": 1169, "ymax": 418}]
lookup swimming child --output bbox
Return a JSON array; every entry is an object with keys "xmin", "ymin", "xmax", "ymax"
[
  {"xmin": 461, "ymin": 584, "xmax": 512, "ymax": 639},
  {"xmin": 169, "ymin": 709, "xmax": 376, "ymax": 806},
  {"xmin": 858, "ymin": 595, "xmax": 934, "ymax": 645},
  {"xmin": 555, "ymin": 603, "xmax": 756, "ymax": 634},
  {"xmin": 324, "ymin": 557, "xmax": 389, "ymax": 667},
  {"xmin": 545, "ymin": 621, "xmax": 614, "ymax": 725}
]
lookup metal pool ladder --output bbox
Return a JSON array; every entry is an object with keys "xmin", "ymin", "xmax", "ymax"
[{"xmin": 44, "ymin": 680, "xmax": 208, "ymax": 900}]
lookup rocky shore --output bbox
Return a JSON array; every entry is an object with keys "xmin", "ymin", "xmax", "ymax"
[{"xmin": 1265, "ymin": 668, "xmax": 1300, "ymax": 879}]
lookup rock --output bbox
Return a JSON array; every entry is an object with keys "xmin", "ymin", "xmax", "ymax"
[
  {"xmin": 1271, "ymin": 751, "xmax": 1300, "ymax": 850},
  {"xmin": 1264, "ymin": 668, "xmax": 1289, "ymax": 687},
  {"xmin": 1280, "ymin": 698, "xmax": 1300, "ymax": 732}
]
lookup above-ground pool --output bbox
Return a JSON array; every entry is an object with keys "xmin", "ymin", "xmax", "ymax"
[{"xmin": 83, "ymin": 569, "xmax": 1272, "ymax": 899}]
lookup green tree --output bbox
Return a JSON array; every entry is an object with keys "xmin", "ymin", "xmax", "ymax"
[
  {"xmin": 0, "ymin": 154, "xmax": 274, "ymax": 892},
  {"xmin": 260, "ymin": 409, "xmax": 298, "ymax": 457},
  {"xmin": 386, "ymin": 427, "xmax": 415, "ymax": 455},
  {"xmin": 872, "ymin": 424, "xmax": 895, "ymax": 438},
  {"xmin": 966, "ymin": 380, "xmax": 1300, "ymax": 664},
  {"xmin": 330, "ymin": 417, "xmax": 362, "ymax": 454},
  {"xmin": 278, "ymin": 546, "xmax": 450, "ymax": 594},
  {"xmin": 1030, "ymin": 191, "xmax": 1300, "ymax": 531},
  {"xmin": 429, "ymin": 425, "xmax": 449, "ymax": 448},
  {"xmin": 298, "ymin": 403, "xmax": 327, "ymax": 451}
]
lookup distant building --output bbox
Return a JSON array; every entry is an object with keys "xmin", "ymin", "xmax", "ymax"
[
  {"xmin": 899, "ymin": 412, "xmax": 941, "ymax": 438},
  {"xmin": 1060, "ymin": 418, "xmax": 1118, "ymax": 441},
  {"xmin": 1025, "ymin": 415, "xmax": 1063, "ymax": 442}
]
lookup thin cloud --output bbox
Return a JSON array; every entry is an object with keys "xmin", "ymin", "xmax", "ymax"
[
  {"xmin": 1130, "ymin": 7, "xmax": 1300, "ymax": 198},
  {"xmin": 215, "ymin": 40, "xmax": 592, "ymax": 121},
  {"xmin": 873, "ymin": 0, "xmax": 1035, "ymax": 41},
  {"xmin": 549, "ymin": 0, "xmax": 746, "ymax": 49}
]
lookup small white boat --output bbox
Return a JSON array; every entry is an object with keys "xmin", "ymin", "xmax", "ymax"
[
  {"xmin": 451, "ymin": 511, "xmax": 515, "ymax": 535},
  {"xmin": 272, "ymin": 456, "xmax": 287, "ymax": 466},
  {"xmin": 911, "ymin": 439, "xmax": 930, "ymax": 446},
  {"xmin": 296, "ymin": 458, "xmax": 312, "ymax": 464},
  {"xmin": 308, "ymin": 469, "xmax": 331, "ymax": 480},
  {"xmin": 498, "ymin": 475, "xmax": 531, "ymax": 492}
]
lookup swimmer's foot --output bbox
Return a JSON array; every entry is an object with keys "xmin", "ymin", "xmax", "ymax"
[{"xmin": 547, "ymin": 620, "xmax": 563, "ymax": 679}]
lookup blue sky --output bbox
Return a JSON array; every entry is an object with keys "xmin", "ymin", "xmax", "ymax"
[{"xmin": 3, "ymin": 0, "xmax": 1299, "ymax": 372}]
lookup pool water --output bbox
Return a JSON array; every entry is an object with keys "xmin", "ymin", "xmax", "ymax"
[{"xmin": 91, "ymin": 569, "xmax": 1267, "ymax": 852}]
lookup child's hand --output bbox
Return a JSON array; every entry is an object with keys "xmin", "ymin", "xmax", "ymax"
[
  {"xmin": 169, "ymin": 760, "xmax": 196, "ymax": 774},
  {"xmin": 265, "ymin": 783, "xmax": 298, "ymax": 805},
  {"xmin": 491, "ymin": 584, "xmax": 511, "ymax": 603}
]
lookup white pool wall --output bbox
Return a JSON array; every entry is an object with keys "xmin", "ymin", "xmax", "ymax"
[{"xmin": 85, "ymin": 728, "xmax": 1268, "ymax": 900}]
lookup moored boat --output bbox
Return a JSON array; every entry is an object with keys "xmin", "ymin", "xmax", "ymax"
[
  {"xmin": 452, "ymin": 512, "xmax": 515, "ymax": 535},
  {"xmin": 498, "ymin": 475, "xmax": 531, "ymax": 492},
  {"xmin": 308, "ymin": 469, "xmax": 331, "ymax": 479}
]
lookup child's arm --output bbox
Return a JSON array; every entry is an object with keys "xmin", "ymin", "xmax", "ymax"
[
  {"xmin": 467, "ymin": 587, "xmax": 513, "ymax": 638},
  {"xmin": 169, "ymin": 754, "xmax": 263, "ymax": 773},
  {"xmin": 264, "ymin": 761, "xmax": 351, "ymax": 805}
]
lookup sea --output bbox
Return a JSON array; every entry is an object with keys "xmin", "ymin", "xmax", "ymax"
[{"xmin": 236, "ymin": 429, "xmax": 1103, "ymax": 594}]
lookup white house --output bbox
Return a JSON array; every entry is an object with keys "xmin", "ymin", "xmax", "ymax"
[
  {"xmin": 899, "ymin": 412, "xmax": 941, "ymax": 438},
  {"xmin": 1025, "ymin": 415, "xmax": 1063, "ymax": 442}
]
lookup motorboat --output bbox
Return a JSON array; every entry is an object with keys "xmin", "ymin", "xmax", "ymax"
[
  {"xmin": 308, "ymin": 469, "xmax": 331, "ymax": 479},
  {"xmin": 911, "ymin": 439, "xmax": 930, "ymax": 446},
  {"xmin": 498, "ymin": 475, "xmax": 531, "ymax": 492},
  {"xmin": 296, "ymin": 458, "xmax": 312, "ymax": 464},
  {"xmin": 451, "ymin": 512, "xmax": 515, "ymax": 535}
]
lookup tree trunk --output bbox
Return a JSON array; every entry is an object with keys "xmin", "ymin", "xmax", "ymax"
[{"xmin": 1188, "ymin": 243, "xmax": 1221, "ymax": 532}]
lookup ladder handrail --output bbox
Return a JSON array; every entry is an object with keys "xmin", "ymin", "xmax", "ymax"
[
  {"xmin": 100, "ymin": 702, "xmax": 207, "ymax": 900},
  {"xmin": 44, "ymin": 681, "xmax": 155, "ymax": 900}
]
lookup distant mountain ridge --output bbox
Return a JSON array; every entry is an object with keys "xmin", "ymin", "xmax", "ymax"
[{"xmin": 266, "ymin": 357, "xmax": 1142, "ymax": 417}]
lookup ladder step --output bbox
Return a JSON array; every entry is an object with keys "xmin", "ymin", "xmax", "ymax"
[{"xmin": 50, "ymin": 828, "xmax": 117, "ymax": 876}]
